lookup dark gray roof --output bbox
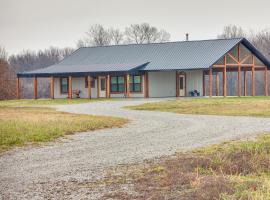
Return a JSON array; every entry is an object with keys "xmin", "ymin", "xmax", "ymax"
[{"xmin": 18, "ymin": 38, "xmax": 270, "ymax": 77}]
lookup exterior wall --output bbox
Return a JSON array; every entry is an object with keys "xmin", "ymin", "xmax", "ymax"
[
  {"xmin": 148, "ymin": 71, "xmax": 176, "ymax": 97},
  {"xmin": 54, "ymin": 77, "xmax": 68, "ymax": 98},
  {"xmin": 184, "ymin": 70, "xmax": 204, "ymax": 96}
]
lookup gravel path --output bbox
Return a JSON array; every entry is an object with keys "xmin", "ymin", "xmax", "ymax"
[{"xmin": 1, "ymin": 98, "xmax": 270, "ymax": 199}]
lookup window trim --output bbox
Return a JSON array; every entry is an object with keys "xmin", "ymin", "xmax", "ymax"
[
  {"xmin": 60, "ymin": 77, "xmax": 69, "ymax": 94},
  {"xmin": 129, "ymin": 75, "xmax": 142, "ymax": 93},
  {"xmin": 110, "ymin": 76, "xmax": 125, "ymax": 93}
]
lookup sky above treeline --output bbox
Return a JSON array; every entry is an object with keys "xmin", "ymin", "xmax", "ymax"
[{"xmin": 1, "ymin": 0, "xmax": 270, "ymax": 55}]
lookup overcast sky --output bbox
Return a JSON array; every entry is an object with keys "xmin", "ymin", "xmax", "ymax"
[{"xmin": 1, "ymin": 0, "xmax": 270, "ymax": 55}]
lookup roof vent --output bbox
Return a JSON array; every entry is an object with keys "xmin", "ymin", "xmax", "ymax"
[{"xmin": 186, "ymin": 33, "xmax": 189, "ymax": 41}]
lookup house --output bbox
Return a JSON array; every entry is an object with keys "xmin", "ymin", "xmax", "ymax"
[{"xmin": 17, "ymin": 38, "xmax": 270, "ymax": 99}]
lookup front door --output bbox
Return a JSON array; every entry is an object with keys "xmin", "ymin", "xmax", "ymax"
[
  {"xmin": 99, "ymin": 77, "xmax": 106, "ymax": 98},
  {"xmin": 179, "ymin": 74, "xmax": 186, "ymax": 96}
]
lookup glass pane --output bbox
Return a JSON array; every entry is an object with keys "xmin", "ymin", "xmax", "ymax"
[
  {"xmin": 111, "ymin": 84, "xmax": 117, "ymax": 92},
  {"xmin": 101, "ymin": 79, "xmax": 106, "ymax": 91},
  {"xmin": 180, "ymin": 77, "xmax": 184, "ymax": 90},
  {"xmin": 134, "ymin": 76, "xmax": 141, "ymax": 83},
  {"xmin": 228, "ymin": 45, "xmax": 238, "ymax": 60},
  {"xmin": 240, "ymin": 44, "xmax": 251, "ymax": 61},
  {"xmin": 129, "ymin": 76, "xmax": 133, "ymax": 83},
  {"xmin": 129, "ymin": 83, "xmax": 133, "ymax": 92},
  {"xmin": 118, "ymin": 84, "xmax": 125, "ymax": 92},
  {"xmin": 111, "ymin": 77, "xmax": 117, "ymax": 84},
  {"xmin": 226, "ymin": 54, "xmax": 237, "ymax": 64},
  {"xmin": 215, "ymin": 56, "xmax": 225, "ymax": 65},
  {"xmin": 118, "ymin": 76, "xmax": 124, "ymax": 84},
  {"xmin": 255, "ymin": 57, "xmax": 264, "ymax": 65},
  {"xmin": 91, "ymin": 79, "xmax": 95, "ymax": 88},
  {"xmin": 134, "ymin": 83, "xmax": 141, "ymax": 92}
]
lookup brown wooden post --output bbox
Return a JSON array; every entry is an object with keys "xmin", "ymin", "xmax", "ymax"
[
  {"xmin": 126, "ymin": 74, "xmax": 130, "ymax": 98},
  {"xmin": 223, "ymin": 57, "xmax": 227, "ymax": 97},
  {"xmin": 88, "ymin": 76, "xmax": 91, "ymax": 99},
  {"xmin": 243, "ymin": 69, "xmax": 247, "ymax": 96},
  {"xmin": 50, "ymin": 76, "xmax": 54, "ymax": 99},
  {"xmin": 252, "ymin": 56, "xmax": 255, "ymax": 96},
  {"xmin": 238, "ymin": 65, "xmax": 241, "ymax": 97},
  {"xmin": 265, "ymin": 66, "xmax": 268, "ymax": 96},
  {"xmin": 216, "ymin": 72, "xmax": 219, "ymax": 96},
  {"xmin": 68, "ymin": 76, "xmax": 72, "ymax": 99},
  {"xmin": 107, "ymin": 74, "xmax": 110, "ymax": 98},
  {"xmin": 144, "ymin": 72, "xmax": 149, "ymax": 98},
  {"xmin": 34, "ymin": 76, "xmax": 37, "ymax": 99},
  {"xmin": 209, "ymin": 68, "xmax": 213, "ymax": 97},
  {"xmin": 97, "ymin": 76, "xmax": 100, "ymax": 98},
  {"xmin": 16, "ymin": 77, "xmax": 20, "ymax": 99},
  {"xmin": 176, "ymin": 71, "xmax": 179, "ymax": 97}
]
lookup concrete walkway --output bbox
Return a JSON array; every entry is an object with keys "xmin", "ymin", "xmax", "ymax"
[{"xmin": 1, "ymin": 98, "xmax": 270, "ymax": 199}]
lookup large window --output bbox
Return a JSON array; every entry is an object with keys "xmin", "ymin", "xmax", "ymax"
[
  {"xmin": 130, "ymin": 75, "xmax": 141, "ymax": 92},
  {"xmin": 60, "ymin": 77, "xmax": 69, "ymax": 94},
  {"xmin": 85, "ymin": 77, "xmax": 95, "ymax": 88},
  {"xmin": 110, "ymin": 76, "xmax": 125, "ymax": 93}
]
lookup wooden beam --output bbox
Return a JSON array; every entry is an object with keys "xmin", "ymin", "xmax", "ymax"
[
  {"xmin": 87, "ymin": 76, "xmax": 91, "ymax": 99},
  {"xmin": 228, "ymin": 53, "xmax": 238, "ymax": 63},
  {"xmin": 240, "ymin": 54, "xmax": 251, "ymax": 64},
  {"xmin": 97, "ymin": 76, "xmax": 100, "ymax": 98},
  {"xmin": 176, "ymin": 71, "xmax": 179, "ymax": 97},
  {"xmin": 107, "ymin": 75, "xmax": 110, "ymax": 98},
  {"xmin": 126, "ymin": 74, "xmax": 130, "ymax": 98},
  {"xmin": 209, "ymin": 68, "xmax": 213, "ymax": 97},
  {"xmin": 50, "ymin": 76, "xmax": 54, "ymax": 99},
  {"xmin": 252, "ymin": 56, "xmax": 255, "ymax": 96},
  {"xmin": 238, "ymin": 66, "xmax": 241, "ymax": 97},
  {"xmin": 243, "ymin": 69, "xmax": 247, "ymax": 96},
  {"xmin": 144, "ymin": 72, "xmax": 149, "ymax": 98},
  {"xmin": 68, "ymin": 76, "xmax": 72, "ymax": 99},
  {"xmin": 34, "ymin": 76, "xmax": 37, "ymax": 99},
  {"xmin": 216, "ymin": 72, "xmax": 219, "ymax": 96},
  {"xmin": 265, "ymin": 67, "xmax": 268, "ymax": 96},
  {"xmin": 16, "ymin": 77, "xmax": 20, "ymax": 99},
  {"xmin": 223, "ymin": 56, "xmax": 227, "ymax": 97}
]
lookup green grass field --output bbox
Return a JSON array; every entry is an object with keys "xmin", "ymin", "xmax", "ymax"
[
  {"xmin": 126, "ymin": 97, "xmax": 270, "ymax": 117},
  {"xmin": 0, "ymin": 99, "xmax": 127, "ymax": 152}
]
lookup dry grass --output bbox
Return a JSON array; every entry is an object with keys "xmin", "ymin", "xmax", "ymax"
[
  {"xmin": 126, "ymin": 97, "xmax": 270, "ymax": 117},
  {"xmin": 99, "ymin": 135, "xmax": 270, "ymax": 200},
  {"xmin": 0, "ymin": 106, "xmax": 127, "ymax": 153}
]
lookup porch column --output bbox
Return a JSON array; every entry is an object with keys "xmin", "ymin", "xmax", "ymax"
[
  {"xmin": 50, "ymin": 76, "xmax": 54, "ymax": 99},
  {"xmin": 252, "ymin": 56, "xmax": 255, "ymax": 96},
  {"xmin": 106, "ymin": 74, "xmax": 110, "ymax": 98},
  {"xmin": 216, "ymin": 72, "xmax": 219, "ymax": 96},
  {"xmin": 16, "ymin": 77, "xmax": 20, "ymax": 99},
  {"xmin": 243, "ymin": 69, "xmax": 247, "ymax": 96},
  {"xmin": 126, "ymin": 74, "xmax": 130, "ymax": 98},
  {"xmin": 223, "ymin": 57, "xmax": 227, "ymax": 97},
  {"xmin": 144, "ymin": 72, "xmax": 149, "ymax": 98},
  {"xmin": 209, "ymin": 68, "xmax": 213, "ymax": 97},
  {"xmin": 68, "ymin": 76, "xmax": 72, "ymax": 99},
  {"xmin": 87, "ymin": 76, "xmax": 91, "ymax": 99},
  {"xmin": 34, "ymin": 76, "xmax": 37, "ymax": 99},
  {"xmin": 238, "ymin": 65, "xmax": 241, "ymax": 97},
  {"xmin": 265, "ymin": 66, "xmax": 268, "ymax": 96}
]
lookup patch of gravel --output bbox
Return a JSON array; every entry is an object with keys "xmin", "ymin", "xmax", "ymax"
[{"xmin": 1, "ymin": 98, "xmax": 270, "ymax": 199}]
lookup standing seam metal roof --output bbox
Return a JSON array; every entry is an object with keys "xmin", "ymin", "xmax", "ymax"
[{"xmin": 18, "ymin": 38, "xmax": 270, "ymax": 77}]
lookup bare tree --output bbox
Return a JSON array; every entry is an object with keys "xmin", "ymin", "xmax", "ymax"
[
  {"xmin": 250, "ymin": 29, "xmax": 270, "ymax": 60},
  {"xmin": 0, "ymin": 46, "xmax": 8, "ymax": 61},
  {"xmin": 217, "ymin": 24, "xmax": 246, "ymax": 39},
  {"xmin": 109, "ymin": 28, "xmax": 124, "ymax": 45},
  {"xmin": 77, "ymin": 24, "xmax": 111, "ymax": 47},
  {"xmin": 125, "ymin": 23, "xmax": 170, "ymax": 44}
]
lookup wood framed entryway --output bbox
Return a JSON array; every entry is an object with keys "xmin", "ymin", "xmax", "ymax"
[
  {"xmin": 98, "ymin": 76, "xmax": 107, "ymax": 98},
  {"xmin": 176, "ymin": 71, "xmax": 186, "ymax": 97}
]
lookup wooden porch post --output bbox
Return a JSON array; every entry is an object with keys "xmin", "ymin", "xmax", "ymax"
[
  {"xmin": 144, "ymin": 72, "xmax": 149, "ymax": 98},
  {"xmin": 216, "ymin": 72, "xmax": 219, "ymax": 96},
  {"xmin": 68, "ymin": 76, "xmax": 72, "ymax": 99},
  {"xmin": 87, "ymin": 76, "xmax": 91, "ymax": 99},
  {"xmin": 97, "ymin": 76, "xmax": 100, "ymax": 98},
  {"xmin": 252, "ymin": 56, "xmax": 255, "ymax": 96},
  {"xmin": 238, "ymin": 65, "xmax": 241, "ymax": 97},
  {"xmin": 16, "ymin": 77, "xmax": 20, "ymax": 99},
  {"xmin": 107, "ymin": 74, "xmax": 110, "ymax": 98},
  {"xmin": 34, "ymin": 76, "xmax": 37, "ymax": 99},
  {"xmin": 223, "ymin": 57, "xmax": 227, "ymax": 97},
  {"xmin": 209, "ymin": 68, "xmax": 213, "ymax": 97},
  {"xmin": 243, "ymin": 69, "xmax": 247, "ymax": 96},
  {"xmin": 265, "ymin": 67, "xmax": 268, "ymax": 96},
  {"xmin": 126, "ymin": 74, "xmax": 130, "ymax": 98},
  {"xmin": 50, "ymin": 76, "xmax": 54, "ymax": 99}
]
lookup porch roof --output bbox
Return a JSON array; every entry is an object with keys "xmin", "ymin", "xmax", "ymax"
[{"xmin": 17, "ymin": 38, "xmax": 270, "ymax": 77}]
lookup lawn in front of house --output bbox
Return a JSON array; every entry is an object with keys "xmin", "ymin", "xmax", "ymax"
[
  {"xmin": 0, "ymin": 101, "xmax": 127, "ymax": 153},
  {"xmin": 126, "ymin": 97, "xmax": 270, "ymax": 117},
  {"xmin": 100, "ymin": 134, "xmax": 270, "ymax": 199}
]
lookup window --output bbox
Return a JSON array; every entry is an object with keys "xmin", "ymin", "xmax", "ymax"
[
  {"xmin": 60, "ymin": 77, "xmax": 69, "ymax": 94},
  {"xmin": 130, "ymin": 75, "xmax": 141, "ymax": 92},
  {"xmin": 110, "ymin": 76, "xmax": 125, "ymax": 93},
  {"xmin": 100, "ymin": 78, "xmax": 106, "ymax": 91},
  {"xmin": 85, "ymin": 77, "xmax": 96, "ymax": 88}
]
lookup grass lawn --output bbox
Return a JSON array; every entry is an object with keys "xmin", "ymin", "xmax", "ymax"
[
  {"xmin": 0, "ymin": 100, "xmax": 127, "ymax": 153},
  {"xmin": 101, "ymin": 134, "xmax": 270, "ymax": 199},
  {"xmin": 126, "ymin": 97, "xmax": 270, "ymax": 117}
]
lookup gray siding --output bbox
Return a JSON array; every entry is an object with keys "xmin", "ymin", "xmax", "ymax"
[{"xmin": 185, "ymin": 70, "xmax": 204, "ymax": 96}]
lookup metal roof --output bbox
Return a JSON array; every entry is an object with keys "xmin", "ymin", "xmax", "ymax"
[{"xmin": 18, "ymin": 38, "xmax": 270, "ymax": 77}]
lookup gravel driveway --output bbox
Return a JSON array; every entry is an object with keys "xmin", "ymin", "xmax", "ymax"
[{"xmin": 1, "ymin": 98, "xmax": 270, "ymax": 199}]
